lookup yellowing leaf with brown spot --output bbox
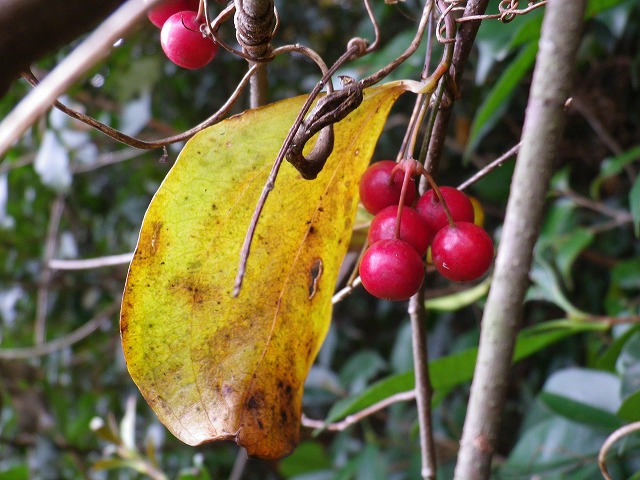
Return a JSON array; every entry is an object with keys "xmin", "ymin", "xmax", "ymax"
[{"xmin": 120, "ymin": 83, "xmax": 406, "ymax": 459}]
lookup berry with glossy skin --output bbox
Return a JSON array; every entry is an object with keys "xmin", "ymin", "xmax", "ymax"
[
  {"xmin": 360, "ymin": 239, "xmax": 425, "ymax": 301},
  {"xmin": 161, "ymin": 11, "xmax": 218, "ymax": 69},
  {"xmin": 147, "ymin": 0, "xmax": 200, "ymax": 28},
  {"xmin": 431, "ymin": 222, "xmax": 494, "ymax": 282},
  {"xmin": 359, "ymin": 161, "xmax": 417, "ymax": 215},
  {"xmin": 368, "ymin": 205, "xmax": 431, "ymax": 257},
  {"xmin": 415, "ymin": 187, "xmax": 474, "ymax": 242}
]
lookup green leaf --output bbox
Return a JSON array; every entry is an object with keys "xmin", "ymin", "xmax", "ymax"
[
  {"xmin": 611, "ymin": 257, "xmax": 640, "ymax": 290},
  {"xmin": 120, "ymin": 83, "xmax": 407, "ymax": 460},
  {"xmin": 0, "ymin": 465, "xmax": 29, "ymax": 480},
  {"xmin": 338, "ymin": 350, "xmax": 387, "ymax": 394},
  {"xmin": 630, "ymin": 175, "xmax": 640, "ymax": 237},
  {"xmin": 325, "ymin": 321, "xmax": 601, "ymax": 424},
  {"xmin": 590, "ymin": 144, "xmax": 640, "ymax": 198},
  {"xmin": 596, "ymin": 325, "xmax": 640, "ymax": 371},
  {"xmin": 527, "ymin": 258, "xmax": 588, "ymax": 317},
  {"xmin": 539, "ymin": 392, "xmax": 622, "ymax": 430},
  {"xmin": 585, "ymin": 0, "xmax": 636, "ymax": 18},
  {"xmin": 279, "ymin": 442, "xmax": 332, "ymax": 478},
  {"xmin": 554, "ymin": 228, "xmax": 595, "ymax": 287},
  {"xmin": 424, "ymin": 276, "xmax": 491, "ymax": 311},
  {"xmin": 465, "ymin": 41, "xmax": 538, "ymax": 156},
  {"xmin": 618, "ymin": 389, "xmax": 640, "ymax": 422},
  {"xmin": 501, "ymin": 412, "xmax": 608, "ymax": 478}
]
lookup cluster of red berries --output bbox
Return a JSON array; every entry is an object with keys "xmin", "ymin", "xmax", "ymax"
[
  {"xmin": 358, "ymin": 160, "xmax": 494, "ymax": 301},
  {"xmin": 147, "ymin": 0, "xmax": 218, "ymax": 70}
]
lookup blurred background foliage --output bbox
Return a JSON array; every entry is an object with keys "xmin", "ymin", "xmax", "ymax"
[{"xmin": 0, "ymin": 0, "xmax": 639, "ymax": 478}]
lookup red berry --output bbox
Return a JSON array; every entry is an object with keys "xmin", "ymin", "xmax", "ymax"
[
  {"xmin": 359, "ymin": 161, "xmax": 417, "ymax": 215},
  {"xmin": 431, "ymin": 222, "xmax": 494, "ymax": 282},
  {"xmin": 360, "ymin": 239, "xmax": 424, "ymax": 301},
  {"xmin": 368, "ymin": 206, "xmax": 431, "ymax": 257},
  {"xmin": 415, "ymin": 187, "xmax": 474, "ymax": 243},
  {"xmin": 161, "ymin": 11, "xmax": 218, "ymax": 69},
  {"xmin": 147, "ymin": 0, "xmax": 200, "ymax": 28}
]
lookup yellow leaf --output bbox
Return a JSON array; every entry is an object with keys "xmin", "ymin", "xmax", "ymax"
[{"xmin": 120, "ymin": 82, "xmax": 406, "ymax": 459}]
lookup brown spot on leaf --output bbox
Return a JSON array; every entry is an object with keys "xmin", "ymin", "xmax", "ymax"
[
  {"xmin": 150, "ymin": 221, "xmax": 163, "ymax": 255},
  {"xmin": 307, "ymin": 258, "xmax": 323, "ymax": 299}
]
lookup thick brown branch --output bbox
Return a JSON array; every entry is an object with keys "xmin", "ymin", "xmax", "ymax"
[
  {"xmin": 452, "ymin": 1, "xmax": 587, "ymax": 478},
  {"xmin": 0, "ymin": 0, "xmax": 127, "ymax": 98}
]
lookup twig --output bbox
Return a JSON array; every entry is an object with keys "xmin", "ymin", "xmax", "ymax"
[
  {"xmin": 232, "ymin": 43, "xmax": 360, "ymax": 295},
  {"xmin": 0, "ymin": 0, "xmax": 166, "ymax": 158},
  {"xmin": 409, "ymin": 290, "xmax": 437, "ymax": 480},
  {"xmin": 452, "ymin": 1, "xmax": 587, "ymax": 478},
  {"xmin": 227, "ymin": 449, "xmax": 249, "ymax": 480},
  {"xmin": 0, "ymin": 303, "xmax": 118, "ymax": 360},
  {"xmin": 332, "ymin": 277, "xmax": 363, "ymax": 304},
  {"xmin": 233, "ymin": 0, "xmax": 435, "ymax": 294},
  {"xmin": 425, "ymin": 0, "xmax": 490, "ymax": 173},
  {"xmin": 35, "ymin": 194, "xmax": 66, "ymax": 345},
  {"xmin": 568, "ymin": 96, "xmax": 623, "ymax": 155},
  {"xmin": 48, "ymin": 253, "xmax": 133, "ymax": 270},
  {"xmin": 360, "ymin": 0, "xmax": 433, "ymax": 89},
  {"xmin": 22, "ymin": 64, "xmax": 259, "ymax": 150},
  {"xmin": 551, "ymin": 188, "xmax": 633, "ymax": 223},
  {"xmin": 456, "ymin": 0, "xmax": 547, "ymax": 23},
  {"xmin": 456, "ymin": 142, "xmax": 520, "ymax": 191},
  {"xmin": 598, "ymin": 421, "xmax": 640, "ymax": 480},
  {"xmin": 301, "ymin": 390, "xmax": 416, "ymax": 432}
]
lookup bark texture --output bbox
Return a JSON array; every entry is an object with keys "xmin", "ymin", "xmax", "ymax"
[
  {"xmin": 452, "ymin": 1, "xmax": 587, "ymax": 478},
  {"xmin": 0, "ymin": 0, "xmax": 128, "ymax": 98}
]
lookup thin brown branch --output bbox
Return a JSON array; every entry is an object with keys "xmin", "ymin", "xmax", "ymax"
[
  {"xmin": 0, "ymin": 303, "xmax": 118, "ymax": 360},
  {"xmin": 409, "ymin": 290, "xmax": 437, "ymax": 480},
  {"xmin": 35, "ymin": 194, "xmax": 65, "ymax": 345},
  {"xmin": 301, "ymin": 390, "xmax": 416, "ymax": 432},
  {"xmin": 456, "ymin": 142, "xmax": 521, "ymax": 191},
  {"xmin": 568, "ymin": 96, "xmax": 623, "ymax": 155},
  {"xmin": 48, "ymin": 253, "xmax": 133, "ymax": 270},
  {"xmin": 22, "ymin": 64, "xmax": 259, "ymax": 150}
]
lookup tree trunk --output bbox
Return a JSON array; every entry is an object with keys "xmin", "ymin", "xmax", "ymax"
[{"xmin": 452, "ymin": 0, "xmax": 588, "ymax": 478}]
